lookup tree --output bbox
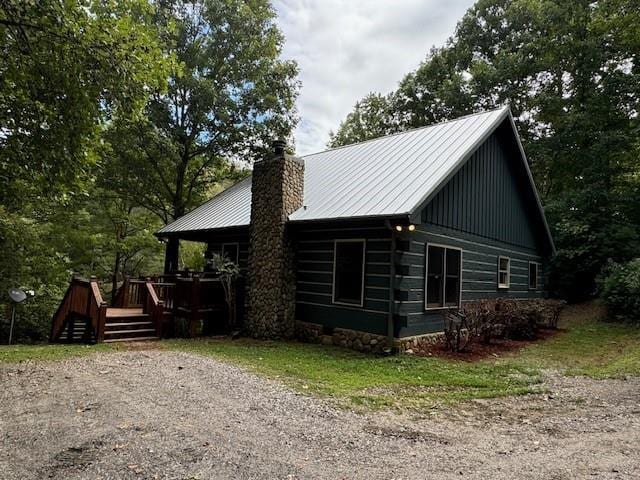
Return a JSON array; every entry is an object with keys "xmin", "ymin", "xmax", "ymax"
[
  {"xmin": 328, "ymin": 93, "xmax": 397, "ymax": 148},
  {"xmin": 0, "ymin": 0, "xmax": 170, "ymax": 342},
  {"xmin": 0, "ymin": 0, "xmax": 170, "ymax": 208},
  {"xmin": 101, "ymin": 0, "xmax": 300, "ymax": 271},
  {"xmin": 331, "ymin": 0, "xmax": 640, "ymax": 300}
]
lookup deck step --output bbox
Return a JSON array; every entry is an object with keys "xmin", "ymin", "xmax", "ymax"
[
  {"xmin": 103, "ymin": 336, "xmax": 160, "ymax": 343},
  {"xmin": 106, "ymin": 313, "xmax": 150, "ymax": 321},
  {"xmin": 105, "ymin": 321, "xmax": 154, "ymax": 330},
  {"xmin": 104, "ymin": 328, "xmax": 156, "ymax": 336}
]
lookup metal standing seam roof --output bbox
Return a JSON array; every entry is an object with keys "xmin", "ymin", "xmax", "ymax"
[{"xmin": 157, "ymin": 106, "xmax": 554, "ymax": 251}]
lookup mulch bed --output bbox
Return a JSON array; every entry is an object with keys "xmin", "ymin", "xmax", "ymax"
[{"xmin": 427, "ymin": 328, "xmax": 566, "ymax": 362}]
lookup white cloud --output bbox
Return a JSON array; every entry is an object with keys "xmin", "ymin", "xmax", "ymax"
[{"xmin": 273, "ymin": 0, "xmax": 476, "ymax": 155}]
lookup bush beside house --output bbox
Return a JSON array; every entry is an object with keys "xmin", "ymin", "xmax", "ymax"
[{"xmin": 601, "ymin": 259, "xmax": 640, "ymax": 324}]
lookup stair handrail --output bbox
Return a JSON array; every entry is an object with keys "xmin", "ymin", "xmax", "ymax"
[
  {"xmin": 143, "ymin": 278, "xmax": 164, "ymax": 338},
  {"xmin": 50, "ymin": 275, "xmax": 108, "ymax": 342},
  {"xmin": 89, "ymin": 276, "xmax": 109, "ymax": 342}
]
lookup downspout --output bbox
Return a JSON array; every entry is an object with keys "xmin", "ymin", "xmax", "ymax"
[{"xmin": 385, "ymin": 220, "xmax": 397, "ymax": 353}]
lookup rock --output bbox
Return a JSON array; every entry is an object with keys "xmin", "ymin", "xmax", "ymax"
[{"xmin": 370, "ymin": 338, "xmax": 378, "ymax": 346}]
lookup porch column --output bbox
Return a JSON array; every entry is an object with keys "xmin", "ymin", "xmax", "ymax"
[{"xmin": 164, "ymin": 236, "xmax": 180, "ymax": 274}]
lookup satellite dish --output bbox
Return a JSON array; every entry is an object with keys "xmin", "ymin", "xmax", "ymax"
[{"xmin": 8, "ymin": 288, "xmax": 27, "ymax": 303}]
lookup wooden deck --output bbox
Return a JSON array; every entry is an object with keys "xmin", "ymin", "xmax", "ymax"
[
  {"xmin": 51, "ymin": 273, "xmax": 231, "ymax": 344},
  {"xmin": 107, "ymin": 307, "xmax": 144, "ymax": 318}
]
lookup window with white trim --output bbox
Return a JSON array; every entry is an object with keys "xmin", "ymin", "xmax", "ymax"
[
  {"xmin": 221, "ymin": 243, "xmax": 239, "ymax": 264},
  {"xmin": 425, "ymin": 244, "xmax": 461, "ymax": 309},
  {"xmin": 332, "ymin": 240, "xmax": 365, "ymax": 306},
  {"xmin": 529, "ymin": 262, "xmax": 539, "ymax": 290},
  {"xmin": 498, "ymin": 256, "xmax": 510, "ymax": 288}
]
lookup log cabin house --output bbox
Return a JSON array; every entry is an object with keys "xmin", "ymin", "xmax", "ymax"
[{"xmin": 51, "ymin": 106, "xmax": 555, "ymax": 351}]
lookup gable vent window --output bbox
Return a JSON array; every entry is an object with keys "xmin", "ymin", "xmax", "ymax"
[
  {"xmin": 221, "ymin": 243, "xmax": 239, "ymax": 264},
  {"xmin": 529, "ymin": 262, "xmax": 539, "ymax": 290},
  {"xmin": 498, "ymin": 256, "xmax": 510, "ymax": 289},
  {"xmin": 425, "ymin": 244, "xmax": 461, "ymax": 309},
  {"xmin": 332, "ymin": 240, "xmax": 365, "ymax": 306}
]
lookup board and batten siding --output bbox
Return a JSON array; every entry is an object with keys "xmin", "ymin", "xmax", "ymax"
[
  {"xmin": 394, "ymin": 130, "xmax": 550, "ymax": 337},
  {"xmin": 294, "ymin": 221, "xmax": 391, "ymax": 336}
]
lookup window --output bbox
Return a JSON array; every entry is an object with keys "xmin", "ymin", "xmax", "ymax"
[
  {"xmin": 529, "ymin": 262, "xmax": 539, "ymax": 290},
  {"xmin": 425, "ymin": 244, "xmax": 461, "ymax": 309},
  {"xmin": 498, "ymin": 256, "xmax": 510, "ymax": 288},
  {"xmin": 221, "ymin": 243, "xmax": 239, "ymax": 264},
  {"xmin": 332, "ymin": 240, "xmax": 365, "ymax": 306}
]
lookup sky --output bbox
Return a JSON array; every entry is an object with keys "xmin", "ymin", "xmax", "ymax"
[{"xmin": 272, "ymin": 0, "xmax": 476, "ymax": 155}]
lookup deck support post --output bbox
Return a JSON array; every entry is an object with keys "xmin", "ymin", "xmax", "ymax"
[{"xmin": 164, "ymin": 236, "xmax": 180, "ymax": 274}]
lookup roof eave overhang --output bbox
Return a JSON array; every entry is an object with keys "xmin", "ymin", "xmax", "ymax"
[
  {"xmin": 287, "ymin": 212, "xmax": 411, "ymax": 226},
  {"xmin": 155, "ymin": 224, "xmax": 250, "ymax": 239}
]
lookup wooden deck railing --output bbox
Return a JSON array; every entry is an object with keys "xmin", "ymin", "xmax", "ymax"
[
  {"xmin": 50, "ymin": 276, "xmax": 108, "ymax": 343},
  {"xmin": 52, "ymin": 272, "xmax": 233, "ymax": 343},
  {"xmin": 113, "ymin": 277, "xmax": 147, "ymax": 308}
]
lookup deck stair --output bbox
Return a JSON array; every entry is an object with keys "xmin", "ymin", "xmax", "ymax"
[
  {"xmin": 103, "ymin": 308, "xmax": 159, "ymax": 343},
  {"xmin": 50, "ymin": 276, "xmax": 165, "ymax": 344},
  {"xmin": 51, "ymin": 273, "xmax": 230, "ymax": 344}
]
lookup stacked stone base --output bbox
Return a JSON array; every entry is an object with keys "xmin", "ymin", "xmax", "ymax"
[
  {"xmin": 295, "ymin": 321, "xmax": 445, "ymax": 355},
  {"xmin": 394, "ymin": 332, "xmax": 447, "ymax": 355}
]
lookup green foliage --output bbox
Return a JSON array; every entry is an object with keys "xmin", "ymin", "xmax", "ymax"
[
  {"xmin": 328, "ymin": 93, "xmax": 397, "ymax": 148},
  {"xmin": 601, "ymin": 259, "xmax": 640, "ymax": 324},
  {"xmin": 0, "ymin": 208, "xmax": 71, "ymax": 343},
  {"xmin": 210, "ymin": 253, "xmax": 241, "ymax": 328},
  {"xmin": 0, "ymin": 1, "xmax": 300, "ymax": 343},
  {"xmin": 180, "ymin": 241, "xmax": 207, "ymax": 271},
  {"xmin": 101, "ymin": 0, "xmax": 299, "ymax": 223},
  {"xmin": 331, "ymin": 0, "xmax": 640, "ymax": 300},
  {"xmin": 0, "ymin": 0, "xmax": 170, "ymax": 206}
]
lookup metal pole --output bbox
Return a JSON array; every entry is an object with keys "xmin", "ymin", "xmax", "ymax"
[{"xmin": 9, "ymin": 304, "xmax": 16, "ymax": 345}]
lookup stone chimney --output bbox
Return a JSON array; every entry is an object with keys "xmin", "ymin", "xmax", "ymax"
[{"xmin": 246, "ymin": 139, "xmax": 304, "ymax": 338}]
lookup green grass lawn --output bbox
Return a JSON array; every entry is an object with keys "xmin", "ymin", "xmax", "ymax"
[
  {"xmin": 164, "ymin": 301, "xmax": 640, "ymax": 409},
  {"xmin": 164, "ymin": 337, "xmax": 541, "ymax": 409},
  {"xmin": 2, "ymin": 301, "xmax": 638, "ymax": 410},
  {"xmin": 506, "ymin": 302, "xmax": 640, "ymax": 379},
  {"xmin": 0, "ymin": 343, "xmax": 115, "ymax": 363}
]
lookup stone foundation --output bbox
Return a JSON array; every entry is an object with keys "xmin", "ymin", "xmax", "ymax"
[
  {"xmin": 294, "ymin": 320, "xmax": 323, "ymax": 343},
  {"xmin": 394, "ymin": 332, "xmax": 447, "ymax": 355},
  {"xmin": 295, "ymin": 321, "xmax": 446, "ymax": 355},
  {"xmin": 332, "ymin": 328, "xmax": 388, "ymax": 354}
]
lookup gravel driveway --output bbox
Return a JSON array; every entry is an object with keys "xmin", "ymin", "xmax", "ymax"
[{"xmin": 1, "ymin": 350, "xmax": 639, "ymax": 479}]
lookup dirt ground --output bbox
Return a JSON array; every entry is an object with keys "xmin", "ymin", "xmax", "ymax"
[{"xmin": 1, "ymin": 350, "xmax": 638, "ymax": 479}]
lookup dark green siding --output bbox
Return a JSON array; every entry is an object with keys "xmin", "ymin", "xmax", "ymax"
[
  {"xmin": 393, "ymin": 225, "xmax": 547, "ymax": 336},
  {"xmin": 394, "ymin": 129, "xmax": 550, "ymax": 337},
  {"xmin": 293, "ymin": 221, "xmax": 391, "ymax": 336},
  {"xmin": 205, "ymin": 232, "xmax": 250, "ymax": 271},
  {"xmin": 422, "ymin": 131, "xmax": 543, "ymax": 251}
]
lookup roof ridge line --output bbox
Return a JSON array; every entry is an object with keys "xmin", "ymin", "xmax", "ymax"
[{"xmin": 301, "ymin": 105, "xmax": 509, "ymax": 158}]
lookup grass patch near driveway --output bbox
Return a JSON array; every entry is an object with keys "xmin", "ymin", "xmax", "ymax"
[
  {"xmin": 166, "ymin": 302, "xmax": 640, "ymax": 409},
  {"xmin": 505, "ymin": 302, "xmax": 640, "ymax": 379},
  {"xmin": 164, "ymin": 338, "xmax": 540, "ymax": 409},
  {"xmin": 0, "ymin": 343, "xmax": 115, "ymax": 363}
]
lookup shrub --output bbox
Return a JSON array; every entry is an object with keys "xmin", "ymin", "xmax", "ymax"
[
  {"xmin": 462, "ymin": 298, "xmax": 565, "ymax": 344},
  {"xmin": 601, "ymin": 259, "xmax": 640, "ymax": 324}
]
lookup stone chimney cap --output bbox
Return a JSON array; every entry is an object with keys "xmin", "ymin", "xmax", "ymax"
[{"xmin": 272, "ymin": 139, "xmax": 287, "ymax": 156}]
